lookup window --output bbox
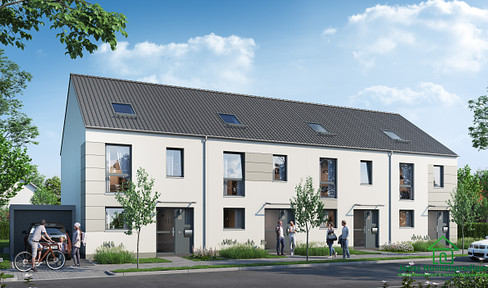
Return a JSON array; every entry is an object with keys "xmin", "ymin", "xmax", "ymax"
[
  {"xmin": 167, "ymin": 148, "xmax": 183, "ymax": 177},
  {"xmin": 273, "ymin": 155, "xmax": 287, "ymax": 181},
  {"xmin": 320, "ymin": 158, "xmax": 337, "ymax": 198},
  {"xmin": 433, "ymin": 165, "xmax": 444, "ymax": 188},
  {"xmin": 383, "ymin": 130, "xmax": 402, "ymax": 140},
  {"xmin": 223, "ymin": 208, "xmax": 245, "ymax": 229},
  {"xmin": 308, "ymin": 123, "xmax": 329, "ymax": 134},
  {"xmin": 223, "ymin": 153, "xmax": 244, "ymax": 196},
  {"xmin": 361, "ymin": 160, "xmax": 372, "ymax": 185},
  {"xmin": 112, "ymin": 103, "xmax": 135, "ymax": 115},
  {"xmin": 399, "ymin": 210, "xmax": 414, "ymax": 227},
  {"xmin": 106, "ymin": 145, "xmax": 131, "ymax": 193},
  {"xmin": 105, "ymin": 208, "xmax": 127, "ymax": 230},
  {"xmin": 320, "ymin": 209, "xmax": 337, "ymax": 229},
  {"xmin": 219, "ymin": 113, "xmax": 241, "ymax": 125},
  {"xmin": 400, "ymin": 163, "xmax": 414, "ymax": 200}
]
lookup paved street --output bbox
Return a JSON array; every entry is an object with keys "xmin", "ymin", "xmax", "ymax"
[{"xmin": 2, "ymin": 256, "xmax": 483, "ymax": 288}]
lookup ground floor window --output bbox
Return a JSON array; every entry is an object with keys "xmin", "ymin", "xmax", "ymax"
[
  {"xmin": 223, "ymin": 208, "xmax": 245, "ymax": 229},
  {"xmin": 399, "ymin": 210, "xmax": 414, "ymax": 228},
  {"xmin": 106, "ymin": 208, "xmax": 127, "ymax": 230},
  {"xmin": 320, "ymin": 209, "xmax": 337, "ymax": 228}
]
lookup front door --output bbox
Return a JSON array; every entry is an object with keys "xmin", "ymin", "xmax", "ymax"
[
  {"xmin": 428, "ymin": 210, "xmax": 449, "ymax": 243},
  {"xmin": 264, "ymin": 209, "xmax": 294, "ymax": 250},
  {"xmin": 156, "ymin": 208, "xmax": 193, "ymax": 254},
  {"xmin": 353, "ymin": 210, "xmax": 379, "ymax": 248}
]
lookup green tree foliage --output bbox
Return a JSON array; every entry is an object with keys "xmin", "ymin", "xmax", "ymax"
[
  {"xmin": 30, "ymin": 185, "xmax": 57, "ymax": 205},
  {"xmin": 26, "ymin": 165, "xmax": 46, "ymax": 188},
  {"xmin": 0, "ymin": 0, "xmax": 128, "ymax": 59},
  {"xmin": 0, "ymin": 132, "xmax": 34, "ymax": 206},
  {"xmin": 0, "ymin": 49, "xmax": 38, "ymax": 146},
  {"xmin": 468, "ymin": 94, "xmax": 488, "ymax": 150},
  {"xmin": 447, "ymin": 165, "xmax": 485, "ymax": 253},
  {"xmin": 290, "ymin": 176, "xmax": 326, "ymax": 261},
  {"xmin": 30, "ymin": 175, "xmax": 61, "ymax": 205},
  {"xmin": 115, "ymin": 167, "xmax": 160, "ymax": 269}
]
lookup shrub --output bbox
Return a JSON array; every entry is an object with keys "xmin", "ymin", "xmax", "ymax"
[
  {"xmin": 94, "ymin": 242, "xmax": 135, "ymax": 264},
  {"xmin": 380, "ymin": 241, "xmax": 414, "ymax": 252},
  {"xmin": 192, "ymin": 246, "xmax": 218, "ymax": 261},
  {"xmin": 459, "ymin": 223, "xmax": 488, "ymax": 239},
  {"xmin": 456, "ymin": 237, "xmax": 477, "ymax": 249},
  {"xmin": 0, "ymin": 207, "xmax": 8, "ymax": 240},
  {"xmin": 295, "ymin": 242, "xmax": 330, "ymax": 256},
  {"xmin": 219, "ymin": 240, "xmax": 267, "ymax": 259}
]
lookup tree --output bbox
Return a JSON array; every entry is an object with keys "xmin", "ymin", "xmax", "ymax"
[
  {"xmin": 0, "ymin": 0, "xmax": 128, "ymax": 59},
  {"xmin": 115, "ymin": 167, "xmax": 160, "ymax": 269},
  {"xmin": 468, "ymin": 94, "xmax": 488, "ymax": 150},
  {"xmin": 290, "ymin": 176, "xmax": 326, "ymax": 261},
  {"xmin": 44, "ymin": 176, "xmax": 61, "ymax": 204},
  {"xmin": 0, "ymin": 132, "xmax": 34, "ymax": 206},
  {"xmin": 447, "ymin": 165, "xmax": 485, "ymax": 254},
  {"xmin": 0, "ymin": 49, "xmax": 38, "ymax": 146},
  {"xmin": 30, "ymin": 185, "xmax": 58, "ymax": 205}
]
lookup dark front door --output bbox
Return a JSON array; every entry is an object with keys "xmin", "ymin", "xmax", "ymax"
[
  {"xmin": 157, "ymin": 208, "xmax": 193, "ymax": 254},
  {"xmin": 264, "ymin": 209, "xmax": 294, "ymax": 251},
  {"xmin": 428, "ymin": 210, "xmax": 449, "ymax": 243},
  {"xmin": 354, "ymin": 210, "xmax": 379, "ymax": 248}
]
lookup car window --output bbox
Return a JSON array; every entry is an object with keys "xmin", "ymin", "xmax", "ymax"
[{"xmin": 46, "ymin": 228, "xmax": 65, "ymax": 235}]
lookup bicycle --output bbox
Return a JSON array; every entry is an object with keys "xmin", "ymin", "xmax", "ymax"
[{"xmin": 14, "ymin": 242, "xmax": 66, "ymax": 272}]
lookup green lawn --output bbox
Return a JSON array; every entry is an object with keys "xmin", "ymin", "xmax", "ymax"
[{"xmin": 135, "ymin": 257, "xmax": 171, "ymax": 264}]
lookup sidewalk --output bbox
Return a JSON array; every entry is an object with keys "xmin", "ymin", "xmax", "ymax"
[{"xmin": 1, "ymin": 250, "xmax": 466, "ymax": 282}]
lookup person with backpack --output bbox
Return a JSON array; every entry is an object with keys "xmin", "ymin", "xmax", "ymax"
[{"xmin": 71, "ymin": 222, "xmax": 82, "ymax": 267}]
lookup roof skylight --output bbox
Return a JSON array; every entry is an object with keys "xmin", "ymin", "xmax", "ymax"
[
  {"xmin": 112, "ymin": 103, "xmax": 135, "ymax": 115},
  {"xmin": 219, "ymin": 113, "xmax": 241, "ymax": 125},
  {"xmin": 383, "ymin": 130, "xmax": 402, "ymax": 140},
  {"xmin": 307, "ymin": 123, "xmax": 329, "ymax": 134}
]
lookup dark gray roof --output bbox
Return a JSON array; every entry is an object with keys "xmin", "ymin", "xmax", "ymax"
[{"xmin": 68, "ymin": 74, "xmax": 457, "ymax": 157}]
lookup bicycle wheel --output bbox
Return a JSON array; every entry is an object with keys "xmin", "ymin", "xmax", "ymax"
[
  {"xmin": 46, "ymin": 250, "xmax": 65, "ymax": 270},
  {"xmin": 14, "ymin": 251, "xmax": 33, "ymax": 272}
]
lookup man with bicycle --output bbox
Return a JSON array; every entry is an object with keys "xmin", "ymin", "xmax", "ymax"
[{"xmin": 28, "ymin": 219, "xmax": 54, "ymax": 272}]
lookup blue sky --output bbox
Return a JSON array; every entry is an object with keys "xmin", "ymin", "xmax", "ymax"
[{"xmin": 4, "ymin": 0, "xmax": 488, "ymax": 177}]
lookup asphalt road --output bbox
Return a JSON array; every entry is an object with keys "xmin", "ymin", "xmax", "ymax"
[{"xmin": 3, "ymin": 257, "xmax": 482, "ymax": 288}]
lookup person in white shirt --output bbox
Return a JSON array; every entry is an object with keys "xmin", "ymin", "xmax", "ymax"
[
  {"xmin": 27, "ymin": 219, "xmax": 54, "ymax": 272},
  {"xmin": 275, "ymin": 220, "xmax": 285, "ymax": 255}
]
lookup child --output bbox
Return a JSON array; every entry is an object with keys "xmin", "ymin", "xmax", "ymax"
[{"xmin": 58, "ymin": 236, "xmax": 66, "ymax": 253}]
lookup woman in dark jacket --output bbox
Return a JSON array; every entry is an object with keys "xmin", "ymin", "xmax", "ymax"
[{"xmin": 326, "ymin": 222, "xmax": 337, "ymax": 258}]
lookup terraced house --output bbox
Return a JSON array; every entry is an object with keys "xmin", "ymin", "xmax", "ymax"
[{"xmin": 61, "ymin": 74, "xmax": 458, "ymax": 258}]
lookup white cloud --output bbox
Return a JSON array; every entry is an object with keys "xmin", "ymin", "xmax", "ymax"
[
  {"xmin": 347, "ymin": 0, "xmax": 488, "ymax": 73},
  {"xmin": 352, "ymin": 82, "xmax": 462, "ymax": 107},
  {"xmin": 95, "ymin": 33, "xmax": 256, "ymax": 92}
]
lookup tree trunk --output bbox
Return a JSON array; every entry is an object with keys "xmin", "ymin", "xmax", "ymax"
[
  {"xmin": 137, "ymin": 229, "xmax": 140, "ymax": 269},
  {"xmin": 306, "ymin": 223, "xmax": 309, "ymax": 262},
  {"xmin": 461, "ymin": 225, "xmax": 465, "ymax": 255}
]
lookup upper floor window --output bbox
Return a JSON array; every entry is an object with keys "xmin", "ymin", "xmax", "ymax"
[
  {"xmin": 112, "ymin": 103, "xmax": 135, "ymax": 115},
  {"xmin": 223, "ymin": 153, "xmax": 244, "ymax": 196},
  {"xmin": 223, "ymin": 208, "xmax": 245, "ymax": 229},
  {"xmin": 360, "ymin": 160, "xmax": 372, "ymax": 185},
  {"xmin": 219, "ymin": 113, "xmax": 241, "ymax": 125},
  {"xmin": 433, "ymin": 165, "xmax": 444, "ymax": 188},
  {"xmin": 106, "ymin": 145, "xmax": 131, "ymax": 193},
  {"xmin": 320, "ymin": 158, "xmax": 337, "ymax": 198},
  {"xmin": 105, "ymin": 208, "xmax": 128, "ymax": 230},
  {"xmin": 167, "ymin": 148, "xmax": 184, "ymax": 177},
  {"xmin": 399, "ymin": 210, "xmax": 414, "ymax": 228},
  {"xmin": 400, "ymin": 163, "xmax": 414, "ymax": 200},
  {"xmin": 273, "ymin": 155, "xmax": 287, "ymax": 181}
]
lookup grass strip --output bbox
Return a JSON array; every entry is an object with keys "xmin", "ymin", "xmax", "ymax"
[
  {"xmin": 135, "ymin": 258, "xmax": 171, "ymax": 264},
  {"xmin": 1, "ymin": 273, "xmax": 13, "ymax": 279},
  {"xmin": 112, "ymin": 255, "xmax": 436, "ymax": 273}
]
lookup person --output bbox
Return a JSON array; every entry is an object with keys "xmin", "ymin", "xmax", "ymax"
[
  {"xmin": 287, "ymin": 221, "xmax": 296, "ymax": 256},
  {"xmin": 71, "ymin": 222, "xmax": 82, "ymax": 267},
  {"xmin": 275, "ymin": 220, "xmax": 285, "ymax": 255},
  {"xmin": 28, "ymin": 219, "xmax": 54, "ymax": 272},
  {"xmin": 341, "ymin": 220, "xmax": 350, "ymax": 259},
  {"xmin": 326, "ymin": 222, "xmax": 337, "ymax": 258},
  {"xmin": 58, "ymin": 236, "xmax": 66, "ymax": 254}
]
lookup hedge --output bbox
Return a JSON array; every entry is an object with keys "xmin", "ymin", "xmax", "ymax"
[
  {"xmin": 458, "ymin": 223, "xmax": 488, "ymax": 239},
  {"xmin": 0, "ymin": 222, "xmax": 8, "ymax": 240}
]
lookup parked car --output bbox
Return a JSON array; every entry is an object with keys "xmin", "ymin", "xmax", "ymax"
[
  {"xmin": 23, "ymin": 222, "xmax": 72, "ymax": 259},
  {"xmin": 467, "ymin": 237, "xmax": 488, "ymax": 261}
]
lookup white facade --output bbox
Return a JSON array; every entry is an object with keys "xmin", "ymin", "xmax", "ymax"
[
  {"xmin": 61, "ymin": 77, "xmax": 458, "ymax": 258},
  {"xmin": 7, "ymin": 182, "xmax": 37, "ymax": 207}
]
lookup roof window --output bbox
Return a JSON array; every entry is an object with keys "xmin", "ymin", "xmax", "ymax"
[
  {"xmin": 219, "ymin": 113, "xmax": 241, "ymax": 125},
  {"xmin": 112, "ymin": 103, "xmax": 135, "ymax": 115},
  {"xmin": 307, "ymin": 123, "xmax": 329, "ymax": 134},
  {"xmin": 383, "ymin": 130, "xmax": 402, "ymax": 140}
]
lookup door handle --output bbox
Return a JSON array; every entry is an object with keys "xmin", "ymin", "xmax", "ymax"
[{"xmin": 171, "ymin": 227, "xmax": 175, "ymax": 237}]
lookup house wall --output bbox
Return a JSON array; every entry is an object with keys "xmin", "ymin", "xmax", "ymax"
[
  {"xmin": 61, "ymin": 82, "xmax": 85, "ymax": 223},
  {"xmin": 7, "ymin": 184, "xmax": 35, "ymax": 206},
  {"xmin": 79, "ymin": 129, "xmax": 457, "ymax": 257}
]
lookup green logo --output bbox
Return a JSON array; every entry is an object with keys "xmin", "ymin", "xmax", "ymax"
[{"xmin": 427, "ymin": 236, "xmax": 459, "ymax": 265}]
